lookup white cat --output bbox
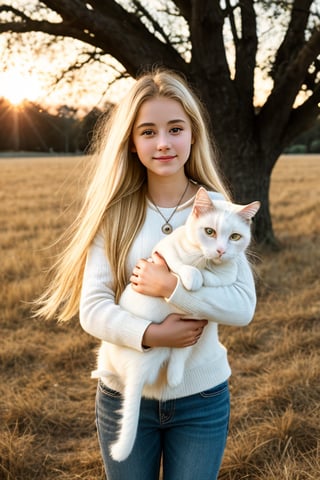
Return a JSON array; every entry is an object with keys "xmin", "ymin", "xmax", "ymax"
[{"xmin": 92, "ymin": 187, "xmax": 260, "ymax": 461}]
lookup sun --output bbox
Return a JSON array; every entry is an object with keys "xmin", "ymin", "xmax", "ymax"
[{"xmin": 0, "ymin": 69, "xmax": 43, "ymax": 106}]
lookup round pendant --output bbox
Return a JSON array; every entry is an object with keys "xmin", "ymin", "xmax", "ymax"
[{"xmin": 162, "ymin": 223, "xmax": 173, "ymax": 234}]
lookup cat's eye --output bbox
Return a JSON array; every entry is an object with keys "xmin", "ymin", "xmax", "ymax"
[
  {"xmin": 230, "ymin": 233, "xmax": 241, "ymax": 241},
  {"xmin": 205, "ymin": 228, "xmax": 216, "ymax": 237}
]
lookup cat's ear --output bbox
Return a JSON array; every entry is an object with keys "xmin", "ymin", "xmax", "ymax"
[
  {"xmin": 192, "ymin": 187, "xmax": 214, "ymax": 217},
  {"xmin": 237, "ymin": 201, "xmax": 261, "ymax": 221}
]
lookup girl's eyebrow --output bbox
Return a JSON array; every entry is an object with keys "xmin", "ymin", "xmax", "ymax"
[{"xmin": 136, "ymin": 119, "xmax": 187, "ymax": 129}]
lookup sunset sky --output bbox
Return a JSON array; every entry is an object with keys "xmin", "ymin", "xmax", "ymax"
[
  {"xmin": 0, "ymin": 31, "xmax": 137, "ymax": 115},
  {"xmin": 0, "ymin": 31, "xmax": 275, "ymax": 116},
  {"xmin": 0, "ymin": 1, "xmax": 308, "ymax": 116}
]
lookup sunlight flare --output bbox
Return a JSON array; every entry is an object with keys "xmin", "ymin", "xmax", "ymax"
[{"xmin": 0, "ymin": 69, "xmax": 43, "ymax": 105}]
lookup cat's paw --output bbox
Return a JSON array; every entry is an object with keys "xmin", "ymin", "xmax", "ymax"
[{"xmin": 178, "ymin": 265, "xmax": 203, "ymax": 290}]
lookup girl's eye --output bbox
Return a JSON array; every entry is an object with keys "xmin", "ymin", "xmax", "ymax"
[
  {"xmin": 170, "ymin": 127, "xmax": 182, "ymax": 134},
  {"xmin": 142, "ymin": 129, "xmax": 154, "ymax": 136},
  {"xmin": 230, "ymin": 233, "xmax": 241, "ymax": 241},
  {"xmin": 205, "ymin": 228, "xmax": 216, "ymax": 237}
]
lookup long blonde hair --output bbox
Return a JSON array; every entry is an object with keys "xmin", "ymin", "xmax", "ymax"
[{"xmin": 36, "ymin": 67, "xmax": 230, "ymax": 322}]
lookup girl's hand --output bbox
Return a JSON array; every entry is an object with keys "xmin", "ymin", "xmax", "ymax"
[
  {"xmin": 130, "ymin": 252, "xmax": 177, "ymax": 298},
  {"xmin": 142, "ymin": 314, "xmax": 208, "ymax": 348}
]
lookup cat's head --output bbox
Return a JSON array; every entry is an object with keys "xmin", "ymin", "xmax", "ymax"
[{"xmin": 186, "ymin": 187, "xmax": 260, "ymax": 264}]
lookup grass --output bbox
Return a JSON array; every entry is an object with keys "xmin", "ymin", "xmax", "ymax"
[{"xmin": 0, "ymin": 154, "xmax": 319, "ymax": 479}]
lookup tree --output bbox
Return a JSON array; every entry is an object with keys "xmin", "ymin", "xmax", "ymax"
[
  {"xmin": 1, "ymin": 0, "xmax": 319, "ymax": 245},
  {"xmin": 0, "ymin": 98, "xmax": 81, "ymax": 152}
]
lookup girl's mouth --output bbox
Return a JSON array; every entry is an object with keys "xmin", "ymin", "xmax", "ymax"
[{"xmin": 153, "ymin": 155, "xmax": 176, "ymax": 161}]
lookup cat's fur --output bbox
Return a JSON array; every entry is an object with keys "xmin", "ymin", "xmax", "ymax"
[{"xmin": 92, "ymin": 187, "xmax": 260, "ymax": 461}]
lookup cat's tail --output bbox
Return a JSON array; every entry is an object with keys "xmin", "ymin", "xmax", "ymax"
[{"xmin": 110, "ymin": 374, "xmax": 145, "ymax": 462}]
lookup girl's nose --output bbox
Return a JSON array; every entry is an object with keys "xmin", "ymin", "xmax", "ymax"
[{"xmin": 157, "ymin": 133, "xmax": 171, "ymax": 150}]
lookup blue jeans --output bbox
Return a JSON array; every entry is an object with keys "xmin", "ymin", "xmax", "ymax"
[{"xmin": 95, "ymin": 379, "xmax": 230, "ymax": 480}]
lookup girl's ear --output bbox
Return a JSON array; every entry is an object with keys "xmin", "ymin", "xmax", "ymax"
[{"xmin": 131, "ymin": 142, "xmax": 137, "ymax": 153}]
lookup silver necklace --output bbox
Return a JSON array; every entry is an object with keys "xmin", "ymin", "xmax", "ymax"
[{"xmin": 149, "ymin": 180, "xmax": 189, "ymax": 234}]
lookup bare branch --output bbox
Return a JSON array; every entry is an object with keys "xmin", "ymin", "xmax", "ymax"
[
  {"xmin": 0, "ymin": 5, "xmax": 32, "ymax": 22},
  {"xmin": 52, "ymin": 49, "xmax": 103, "ymax": 85},
  {"xmin": 234, "ymin": 0, "xmax": 258, "ymax": 107},
  {"xmin": 271, "ymin": 0, "xmax": 314, "ymax": 82},
  {"xmin": 283, "ymin": 83, "xmax": 320, "ymax": 145},
  {"xmin": 173, "ymin": 0, "xmax": 192, "ymax": 22},
  {"xmin": 190, "ymin": 1, "xmax": 231, "ymax": 80},
  {"xmin": 260, "ymin": 26, "xmax": 320, "ymax": 144},
  {"xmin": 131, "ymin": 0, "xmax": 171, "ymax": 44},
  {"xmin": 224, "ymin": 0, "xmax": 239, "ymax": 45},
  {"xmin": 0, "ymin": 0, "xmax": 187, "ymax": 76}
]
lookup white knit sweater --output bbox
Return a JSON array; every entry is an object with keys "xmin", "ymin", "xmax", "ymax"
[{"xmin": 79, "ymin": 191, "xmax": 257, "ymax": 400}]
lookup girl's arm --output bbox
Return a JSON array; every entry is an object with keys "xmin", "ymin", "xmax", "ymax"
[
  {"xmin": 79, "ymin": 233, "xmax": 152, "ymax": 352},
  {"xmin": 131, "ymin": 251, "xmax": 257, "ymax": 328},
  {"xmin": 166, "ymin": 253, "xmax": 257, "ymax": 326},
  {"xmin": 80, "ymin": 235, "xmax": 208, "ymax": 350}
]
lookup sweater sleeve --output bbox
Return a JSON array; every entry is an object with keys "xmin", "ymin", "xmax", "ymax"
[
  {"xmin": 166, "ymin": 253, "xmax": 257, "ymax": 327},
  {"xmin": 79, "ymin": 233, "xmax": 152, "ymax": 352}
]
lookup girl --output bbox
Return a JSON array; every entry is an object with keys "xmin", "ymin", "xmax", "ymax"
[{"xmin": 37, "ymin": 68, "xmax": 257, "ymax": 479}]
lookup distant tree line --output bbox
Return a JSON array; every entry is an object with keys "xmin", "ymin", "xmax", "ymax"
[
  {"xmin": 284, "ymin": 117, "xmax": 320, "ymax": 154},
  {"xmin": 0, "ymin": 96, "xmax": 319, "ymax": 155},
  {"xmin": 0, "ymin": 98, "xmax": 112, "ymax": 153}
]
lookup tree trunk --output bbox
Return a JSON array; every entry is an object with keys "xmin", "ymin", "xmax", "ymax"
[
  {"xmin": 194, "ymin": 74, "xmax": 280, "ymax": 248},
  {"xmin": 220, "ymin": 142, "xmax": 280, "ymax": 247},
  {"xmin": 224, "ymin": 153, "xmax": 277, "ymax": 247},
  {"xmin": 202, "ymin": 103, "xmax": 279, "ymax": 246}
]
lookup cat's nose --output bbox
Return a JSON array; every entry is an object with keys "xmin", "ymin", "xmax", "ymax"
[{"xmin": 216, "ymin": 248, "xmax": 225, "ymax": 257}]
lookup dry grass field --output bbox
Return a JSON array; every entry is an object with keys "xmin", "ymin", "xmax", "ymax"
[{"xmin": 0, "ymin": 153, "xmax": 319, "ymax": 480}]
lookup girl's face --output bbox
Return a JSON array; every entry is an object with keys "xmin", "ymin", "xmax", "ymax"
[{"xmin": 131, "ymin": 96, "xmax": 193, "ymax": 180}]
